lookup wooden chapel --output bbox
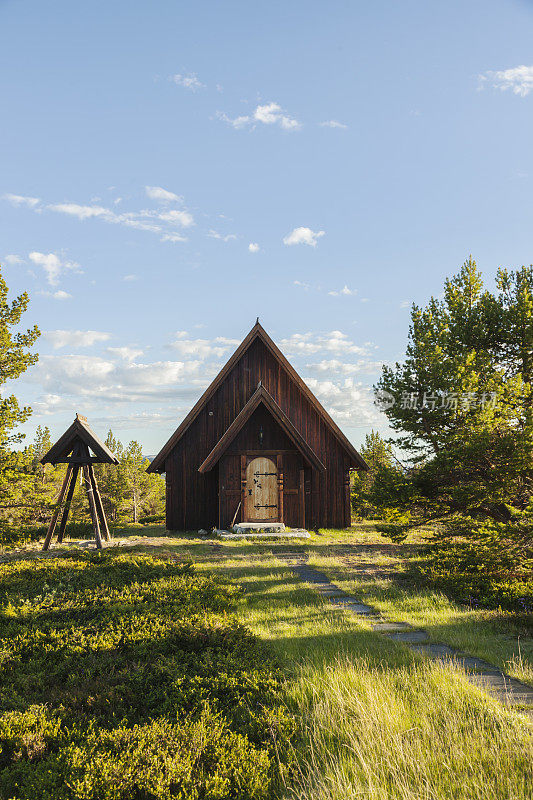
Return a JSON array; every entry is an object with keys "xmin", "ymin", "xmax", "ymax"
[{"xmin": 148, "ymin": 321, "xmax": 368, "ymax": 531}]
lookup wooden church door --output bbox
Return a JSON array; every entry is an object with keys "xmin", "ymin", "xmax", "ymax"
[{"xmin": 244, "ymin": 457, "xmax": 279, "ymax": 522}]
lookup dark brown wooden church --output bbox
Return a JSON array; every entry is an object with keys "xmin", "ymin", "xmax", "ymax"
[{"xmin": 148, "ymin": 322, "xmax": 368, "ymax": 530}]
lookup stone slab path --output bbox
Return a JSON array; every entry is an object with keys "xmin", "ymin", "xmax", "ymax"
[{"xmin": 291, "ymin": 560, "xmax": 533, "ymax": 720}]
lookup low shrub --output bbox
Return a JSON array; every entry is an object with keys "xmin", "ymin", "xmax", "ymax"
[
  {"xmin": 138, "ymin": 513, "xmax": 165, "ymax": 524},
  {"xmin": 415, "ymin": 516, "xmax": 533, "ymax": 611},
  {"xmin": 0, "ymin": 552, "xmax": 294, "ymax": 799}
]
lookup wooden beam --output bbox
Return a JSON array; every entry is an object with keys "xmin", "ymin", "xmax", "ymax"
[
  {"xmin": 42, "ymin": 466, "xmax": 72, "ymax": 550},
  {"xmin": 83, "ymin": 465, "xmax": 103, "ymax": 549},
  {"xmin": 277, "ymin": 454, "xmax": 284, "ymax": 524},
  {"xmin": 57, "ymin": 465, "xmax": 79, "ymax": 543},
  {"xmin": 52, "ymin": 456, "xmax": 101, "ymax": 464},
  {"xmin": 240, "ymin": 455, "xmax": 247, "ymax": 524},
  {"xmin": 299, "ymin": 468, "xmax": 305, "ymax": 529},
  {"xmin": 89, "ymin": 466, "xmax": 111, "ymax": 542},
  {"xmin": 344, "ymin": 468, "xmax": 351, "ymax": 528}
]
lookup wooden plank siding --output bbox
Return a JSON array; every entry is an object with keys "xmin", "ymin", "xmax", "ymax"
[{"xmin": 160, "ymin": 333, "xmax": 365, "ymax": 531}]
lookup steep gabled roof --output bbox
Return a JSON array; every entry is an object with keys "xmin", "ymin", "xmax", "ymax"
[
  {"xmin": 148, "ymin": 322, "xmax": 368, "ymax": 473},
  {"xmin": 198, "ymin": 385, "xmax": 326, "ymax": 473},
  {"xmin": 41, "ymin": 414, "xmax": 119, "ymax": 465}
]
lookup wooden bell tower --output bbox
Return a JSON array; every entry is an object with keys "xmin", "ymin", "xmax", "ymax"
[{"xmin": 40, "ymin": 414, "xmax": 120, "ymax": 550}]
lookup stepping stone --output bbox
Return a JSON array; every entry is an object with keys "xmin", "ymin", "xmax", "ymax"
[
  {"xmin": 293, "ymin": 568, "xmax": 329, "ymax": 581},
  {"xmin": 387, "ymin": 630, "xmax": 429, "ymax": 644},
  {"xmin": 332, "ymin": 595, "xmax": 364, "ymax": 604},
  {"xmin": 453, "ymin": 655, "xmax": 501, "ymax": 674},
  {"xmin": 467, "ymin": 674, "xmax": 533, "ymax": 705},
  {"xmin": 373, "ymin": 622, "xmax": 412, "ymax": 632},
  {"xmin": 410, "ymin": 643, "xmax": 458, "ymax": 660},
  {"xmin": 317, "ymin": 588, "xmax": 345, "ymax": 596},
  {"xmin": 333, "ymin": 601, "xmax": 375, "ymax": 614}
]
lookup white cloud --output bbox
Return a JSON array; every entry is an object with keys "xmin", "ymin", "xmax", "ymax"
[
  {"xmin": 29, "ymin": 252, "xmax": 81, "ymax": 285},
  {"xmin": 319, "ymin": 120, "xmax": 348, "ymax": 129},
  {"xmin": 145, "ymin": 185, "xmax": 183, "ymax": 203},
  {"xmin": 40, "ymin": 289, "xmax": 72, "ymax": 300},
  {"xmin": 208, "ymin": 230, "xmax": 237, "ymax": 242},
  {"xmin": 479, "ymin": 65, "xmax": 533, "ymax": 97},
  {"xmin": 217, "ymin": 101, "xmax": 301, "ymax": 131},
  {"xmin": 3, "ymin": 254, "xmax": 24, "ymax": 265},
  {"xmin": 123, "ymin": 274, "xmax": 138, "ymax": 281},
  {"xmin": 328, "ymin": 285, "xmax": 356, "ymax": 297},
  {"xmin": 248, "ymin": 243, "xmax": 260, "ymax": 253},
  {"xmin": 26, "ymin": 327, "xmax": 387, "ymax": 436},
  {"xmin": 305, "ymin": 377, "xmax": 382, "ymax": 427},
  {"xmin": 171, "ymin": 72, "xmax": 204, "ymax": 91},
  {"xmin": 48, "ymin": 203, "xmax": 110, "ymax": 220},
  {"xmin": 400, "ymin": 300, "xmax": 411, "ymax": 308},
  {"xmin": 293, "ymin": 279, "xmax": 311, "ymax": 290},
  {"xmin": 170, "ymin": 334, "xmax": 240, "ymax": 359},
  {"xmin": 45, "ymin": 198, "xmax": 194, "ymax": 242},
  {"xmin": 161, "ymin": 233, "xmax": 188, "ymax": 243},
  {"xmin": 44, "ymin": 330, "xmax": 110, "ymax": 349},
  {"xmin": 216, "ymin": 111, "xmax": 252, "ymax": 129},
  {"xmin": 107, "ymin": 346, "xmax": 144, "ymax": 361},
  {"xmin": 8, "ymin": 187, "xmax": 197, "ymax": 246},
  {"xmin": 29, "ymin": 353, "xmax": 215, "ymax": 404},
  {"xmin": 305, "ymin": 358, "xmax": 384, "ymax": 375},
  {"xmin": 283, "ymin": 227, "xmax": 325, "ymax": 247},
  {"xmin": 4, "ymin": 193, "xmax": 40, "ymax": 208},
  {"xmin": 159, "ymin": 209, "xmax": 194, "ymax": 227},
  {"xmin": 279, "ymin": 330, "xmax": 369, "ymax": 357},
  {"xmin": 254, "ymin": 102, "xmax": 301, "ymax": 130}
]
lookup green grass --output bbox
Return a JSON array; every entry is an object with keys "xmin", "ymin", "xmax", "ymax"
[
  {"xmin": 0, "ymin": 550, "xmax": 293, "ymax": 799},
  {"xmin": 125, "ymin": 530, "xmax": 532, "ymax": 799},
  {"xmin": 307, "ymin": 526, "xmax": 533, "ymax": 686},
  {"xmin": 182, "ymin": 542, "xmax": 533, "ymax": 800},
  {"xmin": 2, "ymin": 525, "xmax": 533, "ymax": 799}
]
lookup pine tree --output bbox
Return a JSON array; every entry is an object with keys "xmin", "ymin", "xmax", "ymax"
[
  {"xmin": 122, "ymin": 440, "xmax": 148, "ymax": 523},
  {"xmin": 0, "ymin": 266, "xmax": 40, "ymax": 533},
  {"xmin": 375, "ymin": 257, "xmax": 533, "ymax": 520},
  {"xmin": 93, "ymin": 430, "xmax": 125, "ymax": 521},
  {"xmin": 351, "ymin": 431, "xmax": 407, "ymax": 517},
  {"xmin": 32, "ymin": 425, "xmax": 52, "ymax": 483}
]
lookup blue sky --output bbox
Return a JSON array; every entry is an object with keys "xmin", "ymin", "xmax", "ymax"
[{"xmin": 2, "ymin": 0, "xmax": 533, "ymax": 454}]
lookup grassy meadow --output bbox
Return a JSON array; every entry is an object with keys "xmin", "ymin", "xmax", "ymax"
[{"xmin": 0, "ymin": 524, "xmax": 532, "ymax": 799}]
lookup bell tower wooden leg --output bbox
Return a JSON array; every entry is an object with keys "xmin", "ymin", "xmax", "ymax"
[
  {"xmin": 83, "ymin": 465, "xmax": 103, "ymax": 549},
  {"xmin": 42, "ymin": 466, "xmax": 72, "ymax": 551},
  {"xmin": 56, "ymin": 465, "xmax": 79, "ymax": 543},
  {"xmin": 89, "ymin": 466, "xmax": 111, "ymax": 542}
]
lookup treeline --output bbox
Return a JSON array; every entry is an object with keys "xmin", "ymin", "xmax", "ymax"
[
  {"xmin": 352, "ymin": 258, "xmax": 533, "ymax": 611},
  {"xmin": 1, "ymin": 426, "xmax": 164, "ymax": 546},
  {"xmin": 31, "ymin": 426, "xmax": 163, "ymax": 523},
  {"xmin": 0, "ymin": 265, "xmax": 163, "ymax": 546}
]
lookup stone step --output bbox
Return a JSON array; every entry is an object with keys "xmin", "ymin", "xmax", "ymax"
[
  {"xmin": 220, "ymin": 528, "xmax": 310, "ymax": 539},
  {"xmin": 233, "ymin": 522, "xmax": 286, "ymax": 532}
]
